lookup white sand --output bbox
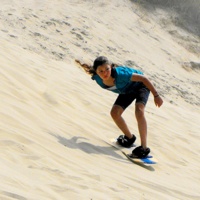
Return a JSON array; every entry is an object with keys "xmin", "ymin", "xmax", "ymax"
[{"xmin": 0, "ymin": 0, "xmax": 200, "ymax": 199}]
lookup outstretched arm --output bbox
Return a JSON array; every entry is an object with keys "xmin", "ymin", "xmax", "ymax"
[{"xmin": 131, "ymin": 74, "xmax": 163, "ymax": 107}]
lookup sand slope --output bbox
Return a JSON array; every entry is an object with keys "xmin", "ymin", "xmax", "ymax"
[{"xmin": 0, "ymin": 1, "xmax": 200, "ymax": 200}]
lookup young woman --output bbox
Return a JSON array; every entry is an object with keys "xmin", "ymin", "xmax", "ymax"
[{"xmin": 77, "ymin": 56, "xmax": 163, "ymax": 158}]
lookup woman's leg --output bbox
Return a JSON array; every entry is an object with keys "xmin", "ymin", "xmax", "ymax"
[
  {"xmin": 110, "ymin": 105, "xmax": 133, "ymax": 139},
  {"xmin": 135, "ymin": 103, "xmax": 147, "ymax": 148}
]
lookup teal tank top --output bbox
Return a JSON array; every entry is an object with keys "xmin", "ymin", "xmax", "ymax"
[{"xmin": 92, "ymin": 66, "xmax": 143, "ymax": 94}]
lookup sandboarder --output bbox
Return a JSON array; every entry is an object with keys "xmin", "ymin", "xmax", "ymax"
[{"xmin": 78, "ymin": 56, "xmax": 163, "ymax": 158}]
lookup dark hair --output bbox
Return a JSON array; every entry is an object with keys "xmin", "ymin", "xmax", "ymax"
[
  {"xmin": 75, "ymin": 56, "xmax": 117, "ymax": 76},
  {"xmin": 93, "ymin": 56, "xmax": 109, "ymax": 71}
]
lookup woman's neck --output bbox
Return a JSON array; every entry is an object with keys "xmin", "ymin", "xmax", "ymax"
[{"xmin": 103, "ymin": 77, "xmax": 115, "ymax": 86}]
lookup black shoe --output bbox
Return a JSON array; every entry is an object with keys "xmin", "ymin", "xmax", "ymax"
[
  {"xmin": 117, "ymin": 134, "xmax": 136, "ymax": 148},
  {"xmin": 132, "ymin": 146, "xmax": 150, "ymax": 158}
]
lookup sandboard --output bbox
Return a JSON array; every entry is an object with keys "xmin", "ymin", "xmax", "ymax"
[{"xmin": 108, "ymin": 138, "xmax": 157, "ymax": 166}]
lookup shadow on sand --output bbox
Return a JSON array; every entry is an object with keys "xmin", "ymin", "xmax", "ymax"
[{"xmin": 49, "ymin": 133, "xmax": 155, "ymax": 171}]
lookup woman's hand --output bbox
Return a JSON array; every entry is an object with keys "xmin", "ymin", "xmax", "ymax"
[{"xmin": 154, "ymin": 95, "xmax": 163, "ymax": 107}]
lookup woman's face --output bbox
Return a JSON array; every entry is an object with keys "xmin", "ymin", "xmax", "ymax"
[{"xmin": 96, "ymin": 64, "xmax": 112, "ymax": 80}]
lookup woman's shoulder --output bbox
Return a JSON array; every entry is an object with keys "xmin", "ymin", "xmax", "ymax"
[
  {"xmin": 92, "ymin": 74, "xmax": 101, "ymax": 82},
  {"xmin": 115, "ymin": 65, "xmax": 129, "ymax": 73},
  {"xmin": 115, "ymin": 66, "xmax": 143, "ymax": 75}
]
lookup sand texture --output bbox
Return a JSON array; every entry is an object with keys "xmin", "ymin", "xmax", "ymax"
[{"xmin": 0, "ymin": 0, "xmax": 200, "ymax": 199}]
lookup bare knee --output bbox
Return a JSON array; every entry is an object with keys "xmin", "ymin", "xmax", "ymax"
[
  {"xmin": 110, "ymin": 105, "xmax": 123, "ymax": 120},
  {"xmin": 135, "ymin": 104, "xmax": 145, "ymax": 120}
]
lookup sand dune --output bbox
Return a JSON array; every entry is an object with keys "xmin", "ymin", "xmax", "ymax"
[
  {"xmin": 135, "ymin": 0, "xmax": 200, "ymax": 30},
  {"xmin": 133, "ymin": 0, "xmax": 200, "ymax": 56},
  {"xmin": 0, "ymin": 0, "xmax": 200, "ymax": 200}
]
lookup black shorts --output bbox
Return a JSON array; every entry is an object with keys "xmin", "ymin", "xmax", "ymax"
[{"xmin": 114, "ymin": 86, "xmax": 150, "ymax": 110}]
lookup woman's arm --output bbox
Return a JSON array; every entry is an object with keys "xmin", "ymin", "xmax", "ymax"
[{"xmin": 131, "ymin": 74, "xmax": 163, "ymax": 107}]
